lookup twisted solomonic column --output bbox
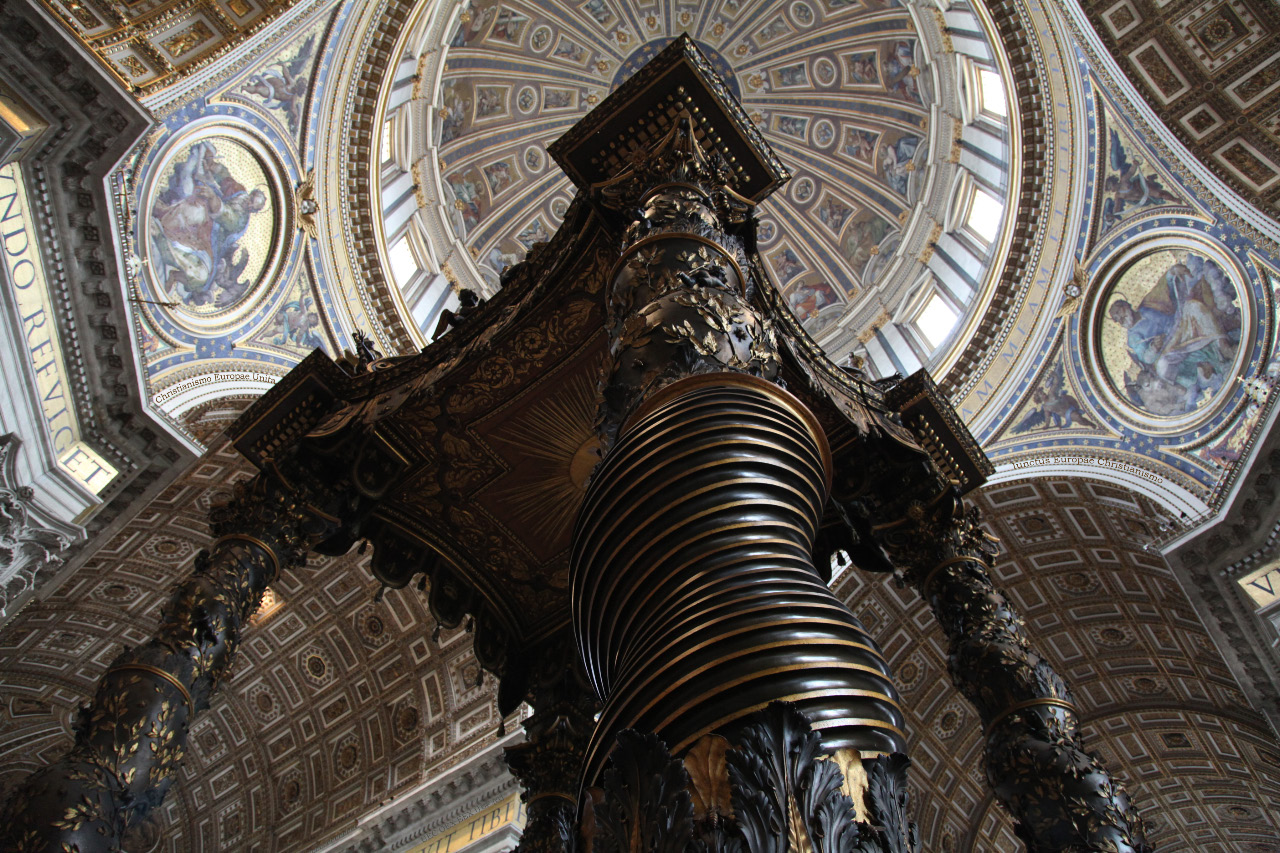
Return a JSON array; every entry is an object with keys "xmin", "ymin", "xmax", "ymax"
[
  {"xmin": 870, "ymin": 488, "xmax": 1151, "ymax": 853},
  {"xmin": 0, "ymin": 460, "xmax": 353, "ymax": 852},
  {"xmin": 570, "ymin": 112, "xmax": 907, "ymax": 796}
]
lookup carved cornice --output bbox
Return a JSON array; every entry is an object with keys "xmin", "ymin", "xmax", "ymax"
[
  {"xmin": 318, "ymin": 737, "xmax": 522, "ymax": 853},
  {"xmin": 937, "ymin": 0, "xmax": 1050, "ymax": 402},
  {"xmin": 0, "ymin": 0, "xmax": 190, "ymax": 588}
]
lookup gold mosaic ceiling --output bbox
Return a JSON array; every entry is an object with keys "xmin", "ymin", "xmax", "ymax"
[{"xmin": 417, "ymin": 0, "xmax": 1010, "ymax": 343}]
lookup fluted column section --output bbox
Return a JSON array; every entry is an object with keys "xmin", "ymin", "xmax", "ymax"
[
  {"xmin": 0, "ymin": 468, "xmax": 347, "ymax": 852},
  {"xmin": 876, "ymin": 491, "xmax": 1151, "ymax": 853},
  {"xmin": 573, "ymin": 376, "xmax": 906, "ymax": 785}
]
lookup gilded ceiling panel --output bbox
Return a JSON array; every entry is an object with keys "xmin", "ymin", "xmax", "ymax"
[
  {"xmin": 36, "ymin": 0, "xmax": 312, "ymax": 96},
  {"xmin": 1080, "ymin": 0, "xmax": 1280, "ymax": 221}
]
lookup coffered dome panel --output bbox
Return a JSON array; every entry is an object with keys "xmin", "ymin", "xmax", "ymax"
[{"xmin": 380, "ymin": 0, "xmax": 1016, "ymax": 364}]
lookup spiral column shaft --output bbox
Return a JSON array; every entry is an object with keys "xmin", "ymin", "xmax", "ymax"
[
  {"xmin": 572, "ymin": 376, "xmax": 906, "ymax": 784},
  {"xmin": 0, "ymin": 468, "xmax": 347, "ymax": 853}
]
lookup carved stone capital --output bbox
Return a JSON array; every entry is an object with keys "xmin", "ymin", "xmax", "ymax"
[{"xmin": 0, "ymin": 435, "xmax": 80, "ymax": 617}]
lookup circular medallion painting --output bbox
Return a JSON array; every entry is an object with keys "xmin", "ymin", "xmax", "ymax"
[
  {"xmin": 1098, "ymin": 247, "xmax": 1243, "ymax": 421},
  {"xmin": 145, "ymin": 132, "xmax": 279, "ymax": 323}
]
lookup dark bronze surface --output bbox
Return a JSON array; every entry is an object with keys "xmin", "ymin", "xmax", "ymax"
[
  {"xmin": 584, "ymin": 702, "xmax": 919, "ymax": 853},
  {"xmin": 879, "ymin": 495, "xmax": 1151, "ymax": 853},
  {"xmin": 574, "ymin": 380, "xmax": 906, "ymax": 786},
  {"xmin": 0, "ymin": 455, "xmax": 356, "ymax": 852},
  {"xmin": 835, "ymin": 387, "xmax": 1153, "ymax": 852},
  {"xmin": 548, "ymin": 35, "xmax": 789, "ymax": 204}
]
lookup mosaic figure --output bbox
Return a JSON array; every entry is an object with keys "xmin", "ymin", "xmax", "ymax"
[
  {"xmin": 844, "ymin": 51, "xmax": 878, "ymax": 85},
  {"xmin": 1101, "ymin": 128, "xmax": 1181, "ymax": 229},
  {"xmin": 757, "ymin": 17, "xmax": 790, "ymax": 43},
  {"xmin": 554, "ymin": 38, "xmax": 588, "ymax": 63},
  {"xmin": 771, "ymin": 247, "xmax": 806, "ymax": 281},
  {"xmin": 1010, "ymin": 360, "xmax": 1098, "ymax": 433},
  {"xmin": 583, "ymin": 0, "xmax": 615, "ymax": 26},
  {"xmin": 882, "ymin": 40, "xmax": 921, "ymax": 103},
  {"xmin": 483, "ymin": 160, "xmax": 515, "ymax": 195},
  {"xmin": 452, "ymin": 4, "xmax": 494, "ymax": 46},
  {"xmin": 841, "ymin": 213, "xmax": 893, "ymax": 271},
  {"xmin": 476, "ymin": 87, "xmax": 507, "ymax": 119},
  {"xmin": 777, "ymin": 116, "xmax": 807, "ymax": 138},
  {"xmin": 240, "ymin": 33, "xmax": 316, "ymax": 134},
  {"xmin": 881, "ymin": 134, "xmax": 920, "ymax": 196},
  {"xmin": 842, "ymin": 127, "xmax": 878, "ymax": 165},
  {"xmin": 776, "ymin": 63, "xmax": 807, "ymax": 87},
  {"xmin": 447, "ymin": 170, "xmax": 484, "ymax": 233},
  {"xmin": 544, "ymin": 89, "xmax": 574, "ymax": 109},
  {"xmin": 1102, "ymin": 250, "xmax": 1241, "ymax": 418},
  {"xmin": 490, "ymin": 9, "xmax": 529, "ymax": 43},
  {"xmin": 439, "ymin": 81, "xmax": 471, "ymax": 144},
  {"xmin": 815, "ymin": 194, "xmax": 853, "ymax": 234},
  {"xmin": 149, "ymin": 139, "xmax": 268, "ymax": 308},
  {"xmin": 515, "ymin": 218, "xmax": 550, "ymax": 248},
  {"xmin": 267, "ymin": 287, "xmax": 323, "ymax": 350}
]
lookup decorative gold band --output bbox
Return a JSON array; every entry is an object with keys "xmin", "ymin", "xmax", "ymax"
[
  {"xmin": 217, "ymin": 533, "xmax": 282, "ymax": 582},
  {"xmin": 609, "ymin": 231, "xmax": 749, "ymax": 296},
  {"xmin": 624, "ymin": 372, "xmax": 833, "ymax": 494},
  {"xmin": 527, "ymin": 791, "xmax": 577, "ymax": 805},
  {"xmin": 984, "ymin": 698, "xmax": 1077, "ymax": 738},
  {"xmin": 920, "ymin": 555, "xmax": 987, "ymax": 593},
  {"xmin": 109, "ymin": 663, "xmax": 194, "ymax": 711}
]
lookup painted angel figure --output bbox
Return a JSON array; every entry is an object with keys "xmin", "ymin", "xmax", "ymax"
[
  {"xmin": 269, "ymin": 291, "xmax": 324, "ymax": 350},
  {"xmin": 242, "ymin": 34, "xmax": 316, "ymax": 133}
]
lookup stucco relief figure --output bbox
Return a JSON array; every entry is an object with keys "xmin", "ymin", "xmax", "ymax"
[
  {"xmin": 1103, "ymin": 251, "xmax": 1241, "ymax": 418},
  {"xmin": 149, "ymin": 140, "xmax": 268, "ymax": 308}
]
